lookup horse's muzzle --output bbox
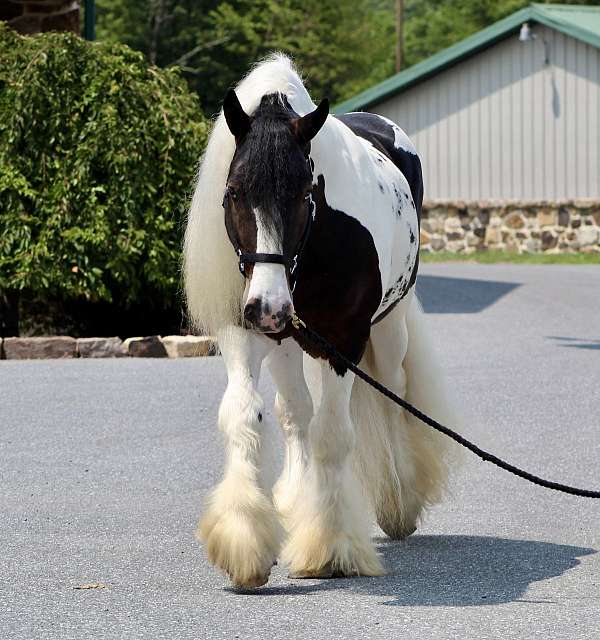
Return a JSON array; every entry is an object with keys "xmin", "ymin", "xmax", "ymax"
[{"xmin": 244, "ymin": 298, "xmax": 293, "ymax": 333}]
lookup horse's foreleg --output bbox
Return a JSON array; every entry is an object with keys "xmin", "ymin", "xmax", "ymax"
[
  {"xmin": 198, "ymin": 326, "xmax": 280, "ymax": 589},
  {"xmin": 281, "ymin": 362, "xmax": 384, "ymax": 578},
  {"xmin": 266, "ymin": 339, "xmax": 313, "ymax": 529}
]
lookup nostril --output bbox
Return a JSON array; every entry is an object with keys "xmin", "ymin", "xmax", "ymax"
[
  {"xmin": 280, "ymin": 301, "xmax": 293, "ymax": 319},
  {"xmin": 244, "ymin": 299, "xmax": 260, "ymax": 325}
]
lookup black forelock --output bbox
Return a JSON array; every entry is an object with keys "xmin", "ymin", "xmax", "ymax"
[{"xmin": 236, "ymin": 93, "xmax": 310, "ymax": 214}]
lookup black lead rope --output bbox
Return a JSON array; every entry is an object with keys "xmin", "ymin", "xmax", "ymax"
[{"xmin": 291, "ymin": 314, "xmax": 600, "ymax": 499}]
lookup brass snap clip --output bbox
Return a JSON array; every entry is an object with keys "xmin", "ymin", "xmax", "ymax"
[{"xmin": 291, "ymin": 313, "xmax": 306, "ymax": 330}]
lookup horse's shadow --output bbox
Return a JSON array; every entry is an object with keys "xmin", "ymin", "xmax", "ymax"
[
  {"xmin": 243, "ymin": 534, "xmax": 595, "ymax": 606},
  {"xmin": 417, "ymin": 275, "xmax": 520, "ymax": 313}
]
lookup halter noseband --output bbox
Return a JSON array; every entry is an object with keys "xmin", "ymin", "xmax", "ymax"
[{"xmin": 223, "ymin": 190, "xmax": 316, "ymax": 293}]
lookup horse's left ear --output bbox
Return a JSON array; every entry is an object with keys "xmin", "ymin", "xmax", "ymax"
[{"xmin": 293, "ymin": 98, "xmax": 329, "ymax": 145}]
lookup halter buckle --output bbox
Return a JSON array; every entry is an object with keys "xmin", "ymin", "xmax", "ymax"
[{"xmin": 291, "ymin": 313, "xmax": 306, "ymax": 330}]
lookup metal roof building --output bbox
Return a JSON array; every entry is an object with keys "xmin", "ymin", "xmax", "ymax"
[{"xmin": 335, "ymin": 4, "xmax": 600, "ymax": 201}]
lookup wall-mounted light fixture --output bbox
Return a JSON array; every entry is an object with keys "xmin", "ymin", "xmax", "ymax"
[
  {"xmin": 518, "ymin": 22, "xmax": 550, "ymax": 65},
  {"xmin": 519, "ymin": 22, "xmax": 535, "ymax": 42}
]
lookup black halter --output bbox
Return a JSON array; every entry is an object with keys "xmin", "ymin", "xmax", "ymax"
[{"xmin": 223, "ymin": 192, "xmax": 316, "ymax": 293}]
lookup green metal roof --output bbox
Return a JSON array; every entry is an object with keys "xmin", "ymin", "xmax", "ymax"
[{"xmin": 333, "ymin": 4, "xmax": 600, "ymax": 114}]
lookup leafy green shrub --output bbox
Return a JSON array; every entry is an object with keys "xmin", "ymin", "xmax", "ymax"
[{"xmin": 0, "ymin": 24, "xmax": 208, "ymax": 335}]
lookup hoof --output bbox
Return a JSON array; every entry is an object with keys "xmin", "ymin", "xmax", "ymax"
[
  {"xmin": 405, "ymin": 525, "xmax": 417, "ymax": 538},
  {"xmin": 377, "ymin": 516, "xmax": 418, "ymax": 541},
  {"xmin": 288, "ymin": 563, "xmax": 349, "ymax": 579},
  {"xmin": 232, "ymin": 571, "xmax": 270, "ymax": 590},
  {"xmin": 198, "ymin": 482, "xmax": 282, "ymax": 590},
  {"xmin": 281, "ymin": 526, "xmax": 385, "ymax": 579}
]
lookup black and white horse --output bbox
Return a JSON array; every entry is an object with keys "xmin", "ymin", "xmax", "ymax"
[{"xmin": 184, "ymin": 54, "xmax": 458, "ymax": 588}]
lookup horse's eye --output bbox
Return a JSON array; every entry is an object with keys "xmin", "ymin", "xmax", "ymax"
[
  {"xmin": 304, "ymin": 192, "xmax": 311, "ymax": 202},
  {"xmin": 227, "ymin": 186, "xmax": 238, "ymax": 201}
]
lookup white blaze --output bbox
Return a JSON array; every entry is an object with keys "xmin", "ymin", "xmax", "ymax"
[{"xmin": 246, "ymin": 209, "xmax": 293, "ymax": 327}]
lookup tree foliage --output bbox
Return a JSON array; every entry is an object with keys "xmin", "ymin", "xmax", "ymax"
[
  {"xmin": 96, "ymin": 0, "xmax": 395, "ymax": 114},
  {"xmin": 402, "ymin": 0, "xmax": 598, "ymax": 68},
  {"xmin": 0, "ymin": 24, "xmax": 208, "ymax": 319},
  {"xmin": 96, "ymin": 0, "xmax": 600, "ymax": 114}
]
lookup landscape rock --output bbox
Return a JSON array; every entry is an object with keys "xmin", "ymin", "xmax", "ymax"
[
  {"xmin": 77, "ymin": 337, "xmax": 126, "ymax": 358},
  {"xmin": 3, "ymin": 336, "xmax": 77, "ymax": 360},
  {"xmin": 430, "ymin": 235, "xmax": 446, "ymax": 251},
  {"xmin": 444, "ymin": 216, "xmax": 462, "ymax": 234},
  {"xmin": 579, "ymin": 226, "xmax": 599, "ymax": 247},
  {"xmin": 558, "ymin": 207, "xmax": 570, "ymax": 227},
  {"xmin": 504, "ymin": 212, "xmax": 525, "ymax": 229},
  {"xmin": 537, "ymin": 209, "xmax": 557, "ymax": 227},
  {"xmin": 162, "ymin": 335, "xmax": 219, "ymax": 358},
  {"xmin": 541, "ymin": 230, "xmax": 558, "ymax": 250},
  {"xmin": 485, "ymin": 226, "xmax": 502, "ymax": 245},
  {"xmin": 123, "ymin": 336, "xmax": 167, "ymax": 358}
]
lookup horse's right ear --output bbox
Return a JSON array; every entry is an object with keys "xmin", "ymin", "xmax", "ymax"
[
  {"xmin": 223, "ymin": 90, "xmax": 250, "ymax": 143},
  {"xmin": 292, "ymin": 98, "xmax": 329, "ymax": 145}
]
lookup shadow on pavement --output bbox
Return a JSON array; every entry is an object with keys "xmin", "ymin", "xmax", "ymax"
[
  {"xmin": 547, "ymin": 336, "xmax": 600, "ymax": 351},
  {"xmin": 251, "ymin": 535, "xmax": 595, "ymax": 606},
  {"xmin": 417, "ymin": 275, "xmax": 520, "ymax": 314},
  {"xmin": 370, "ymin": 535, "xmax": 595, "ymax": 606}
]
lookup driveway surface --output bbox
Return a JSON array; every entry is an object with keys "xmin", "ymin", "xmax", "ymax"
[{"xmin": 1, "ymin": 264, "xmax": 599, "ymax": 639}]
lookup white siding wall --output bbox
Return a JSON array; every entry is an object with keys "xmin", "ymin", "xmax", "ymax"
[{"xmin": 372, "ymin": 26, "xmax": 600, "ymax": 200}]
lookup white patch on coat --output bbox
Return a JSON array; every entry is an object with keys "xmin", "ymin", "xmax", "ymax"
[{"xmin": 375, "ymin": 114, "xmax": 417, "ymax": 154}]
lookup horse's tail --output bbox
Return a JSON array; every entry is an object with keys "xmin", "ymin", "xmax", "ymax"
[{"xmin": 351, "ymin": 294, "xmax": 462, "ymax": 538}]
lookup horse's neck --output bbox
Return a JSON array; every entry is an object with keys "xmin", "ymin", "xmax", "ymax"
[{"xmin": 309, "ymin": 117, "xmax": 370, "ymax": 209}]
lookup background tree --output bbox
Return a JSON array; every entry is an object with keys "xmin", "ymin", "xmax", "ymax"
[
  {"xmin": 0, "ymin": 24, "xmax": 208, "ymax": 336},
  {"xmin": 402, "ymin": 0, "xmax": 600, "ymax": 68},
  {"xmin": 96, "ymin": 0, "xmax": 395, "ymax": 114}
]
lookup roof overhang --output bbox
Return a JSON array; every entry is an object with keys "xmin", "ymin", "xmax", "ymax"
[{"xmin": 333, "ymin": 4, "xmax": 600, "ymax": 114}]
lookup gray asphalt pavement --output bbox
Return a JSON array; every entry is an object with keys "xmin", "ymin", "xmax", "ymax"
[{"xmin": 1, "ymin": 263, "xmax": 599, "ymax": 639}]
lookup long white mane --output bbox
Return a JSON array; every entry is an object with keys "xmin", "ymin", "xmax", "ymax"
[{"xmin": 184, "ymin": 53, "xmax": 316, "ymax": 335}]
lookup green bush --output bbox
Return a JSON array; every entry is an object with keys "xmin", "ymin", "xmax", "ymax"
[{"xmin": 0, "ymin": 24, "xmax": 208, "ymax": 335}]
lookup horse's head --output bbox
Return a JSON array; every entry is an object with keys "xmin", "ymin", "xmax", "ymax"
[{"xmin": 222, "ymin": 90, "xmax": 328, "ymax": 333}]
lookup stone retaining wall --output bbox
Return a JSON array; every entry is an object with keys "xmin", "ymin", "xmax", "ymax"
[
  {"xmin": 0, "ymin": 335, "xmax": 219, "ymax": 360},
  {"xmin": 420, "ymin": 200, "xmax": 600, "ymax": 253}
]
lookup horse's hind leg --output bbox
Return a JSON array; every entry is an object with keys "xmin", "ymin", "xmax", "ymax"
[
  {"xmin": 359, "ymin": 294, "xmax": 450, "ymax": 539},
  {"xmin": 266, "ymin": 339, "xmax": 313, "ymax": 529},
  {"xmin": 281, "ymin": 362, "xmax": 384, "ymax": 578},
  {"xmin": 363, "ymin": 298, "xmax": 420, "ymax": 539},
  {"xmin": 197, "ymin": 326, "xmax": 281, "ymax": 589}
]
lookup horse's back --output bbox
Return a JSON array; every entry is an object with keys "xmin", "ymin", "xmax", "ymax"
[{"xmin": 335, "ymin": 112, "xmax": 423, "ymax": 216}]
